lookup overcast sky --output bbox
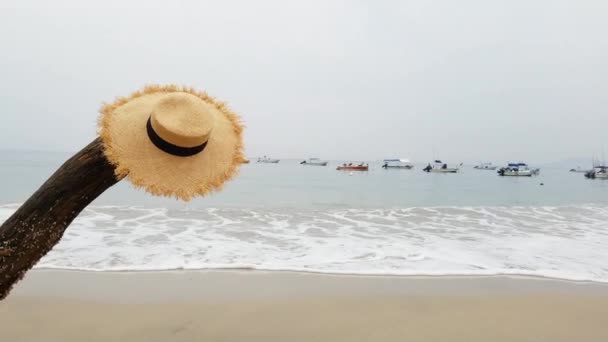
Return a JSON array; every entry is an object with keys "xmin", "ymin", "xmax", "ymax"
[{"xmin": 0, "ymin": 0, "xmax": 606, "ymax": 163}]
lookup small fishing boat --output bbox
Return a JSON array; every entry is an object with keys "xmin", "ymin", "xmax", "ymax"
[
  {"xmin": 382, "ymin": 159, "xmax": 414, "ymax": 169},
  {"xmin": 337, "ymin": 162, "xmax": 369, "ymax": 171},
  {"xmin": 257, "ymin": 156, "xmax": 280, "ymax": 163},
  {"xmin": 300, "ymin": 158, "xmax": 328, "ymax": 166},
  {"xmin": 422, "ymin": 160, "xmax": 459, "ymax": 173},
  {"xmin": 584, "ymin": 166, "xmax": 608, "ymax": 179},
  {"xmin": 473, "ymin": 162, "xmax": 497, "ymax": 170},
  {"xmin": 570, "ymin": 167, "xmax": 589, "ymax": 173},
  {"xmin": 497, "ymin": 163, "xmax": 540, "ymax": 177}
]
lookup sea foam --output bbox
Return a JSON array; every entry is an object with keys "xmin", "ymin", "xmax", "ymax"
[{"xmin": 1, "ymin": 204, "xmax": 607, "ymax": 282}]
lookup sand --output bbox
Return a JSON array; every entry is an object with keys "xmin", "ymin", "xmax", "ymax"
[{"xmin": 2, "ymin": 270, "xmax": 608, "ymax": 341}]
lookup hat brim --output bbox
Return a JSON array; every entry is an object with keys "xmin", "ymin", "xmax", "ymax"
[{"xmin": 98, "ymin": 85, "xmax": 244, "ymax": 201}]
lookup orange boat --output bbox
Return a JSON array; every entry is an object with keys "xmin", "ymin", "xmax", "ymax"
[{"xmin": 337, "ymin": 163, "xmax": 369, "ymax": 171}]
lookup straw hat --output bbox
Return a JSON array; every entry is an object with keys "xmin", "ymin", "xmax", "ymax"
[{"xmin": 98, "ymin": 85, "xmax": 244, "ymax": 201}]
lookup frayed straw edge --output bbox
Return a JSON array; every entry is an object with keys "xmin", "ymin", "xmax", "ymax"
[{"xmin": 98, "ymin": 84, "xmax": 244, "ymax": 201}]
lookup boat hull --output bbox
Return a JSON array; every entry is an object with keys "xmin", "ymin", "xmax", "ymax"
[
  {"xmin": 427, "ymin": 168, "xmax": 458, "ymax": 173},
  {"xmin": 337, "ymin": 166, "xmax": 368, "ymax": 171},
  {"xmin": 383, "ymin": 165, "xmax": 414, "ymax": 169},
  {"xmin": 585, "ymin": 172, "xmax": 608, "ymax": 179},
  {"xmin": 499, "ymin": 172, "xmax": 533, "ymax": 177},
  {"xmin": 302, "ymin": 162, "xmax": 328, "ymax": 166},
  {"xmin": 498, "ymin": 169, "xmax": 539, "ymax": 176}
]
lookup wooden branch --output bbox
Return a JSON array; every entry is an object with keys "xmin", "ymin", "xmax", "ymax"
[{"xmin": 0, "ymin": 137, "xmax": 120, "ymax": 299}]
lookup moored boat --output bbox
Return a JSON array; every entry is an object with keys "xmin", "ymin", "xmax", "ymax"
[
  {"xmin": 257, "ymin": 156, "xmax": 280, "ymax": 163},
  {"xmin": 337, "ymin": 162, "xmax": 369, "ymax": 171},
  {"xmin": 382, "ymin": 158, "xmax": 414, "ymax": 169},
  {"xmin": 300, "ymin": 158, "xmax": 328, "ymax": 166},
  {"xmin": 497, "ymin": 163, "xmax": 539, "ymax": 177},
  {"xmin": 584, "ymin": 166, "xmax": 608, "ymax": 179},
  {"xmin": 423, "ymin": 160, "xmax": 459, "ymax": 173},
  {"xmin": 474, "ymin": 162, "xmax": 497, "ymax": 170},
  {"xmin": 569, "ymin": 166, "xmax": 590, "ymax": 173}
]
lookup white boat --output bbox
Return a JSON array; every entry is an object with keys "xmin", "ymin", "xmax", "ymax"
[
  {"xmin": 257, "ymin": 156, "xmax": 280, "ymax": 163},
  {"xmin": 423, "ymin": 160, "xmax": 459, "ymax": 173},
  {"xmin": 497, "ymin": 163, "xmax": 540, "ymax": 177},
  {"xmin": 585, "ymin": 166, "xmax": 608, "ymax": 179},
  {"xmin": 382, "ymin": 158, "xmax": 414, "ymax": 169},
  {"xmin": 300, "ymin": 158, "xmax": 328, "ymax": 166},
  {"xmin": 474, "ymin": 162, "xmax": 497, "ymax": 170}
]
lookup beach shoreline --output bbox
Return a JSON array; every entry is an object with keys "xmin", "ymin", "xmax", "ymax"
[
  {"xmin": 11, "ymin": 268, "xmax": 608, "ymax": 299},
  {"xmin": 2, "ymin": 269, "xmax": 608, "ymax": 341}
]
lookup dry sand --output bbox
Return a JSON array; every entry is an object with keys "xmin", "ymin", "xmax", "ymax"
[{"xmin": 1, "ymin": 270, "xmax": 608, "ymax": 342}]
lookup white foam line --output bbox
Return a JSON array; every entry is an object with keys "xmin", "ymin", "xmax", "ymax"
[
  {"xmin": 2, "ymin": 204, "xmax": 607, "ymax": 283},
  {"xmin": 32, "ymin": 264, "xmax": 608, "ymax": 283}
]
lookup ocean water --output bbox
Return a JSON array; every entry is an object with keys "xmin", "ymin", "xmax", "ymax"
[{"xmin": 1, "ymin": 151, "xmax": 607, "ymax": 282}]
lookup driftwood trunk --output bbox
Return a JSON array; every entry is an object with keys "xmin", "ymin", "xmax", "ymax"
[{"xmin": 0, "ymin": 138, "xmax": 120, "ymax": 299}]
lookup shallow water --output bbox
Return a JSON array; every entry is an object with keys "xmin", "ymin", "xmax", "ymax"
[{"xmin": 1, "ymin": 152, "xmax": 607, "ymax": 281}]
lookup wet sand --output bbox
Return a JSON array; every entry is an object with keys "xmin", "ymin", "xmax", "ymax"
[{"xmin": 2, "ymin": 270, "xmax": 608, "ymax": 341}]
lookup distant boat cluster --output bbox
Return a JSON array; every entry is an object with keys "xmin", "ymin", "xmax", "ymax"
[
  {"xmin": 569, "ymin": 158, "xmax": 608, "ymax": 179},
  {"xmin": 247, "ymin": 157, "xmax": 608, "ymax": 179}
]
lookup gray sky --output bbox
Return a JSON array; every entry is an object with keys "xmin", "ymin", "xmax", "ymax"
[{"xmin": 1, "ymin": 0, "xmax": 607, "ymax": 163}]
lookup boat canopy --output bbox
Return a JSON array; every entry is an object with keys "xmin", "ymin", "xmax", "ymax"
[{"xmin": 384, "ymin": 158, "xmax": 411, "ymax": 163}]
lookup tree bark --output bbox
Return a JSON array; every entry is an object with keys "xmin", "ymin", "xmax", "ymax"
[{"xmin": 0, "ymin": 137, "xmax": 120, "ymax": 299}]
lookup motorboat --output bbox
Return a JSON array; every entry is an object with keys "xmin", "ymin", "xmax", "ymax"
[
  {"xmin": 257, "ymin": 156, "xmax": 280, "ymax": 163},
  {"xmin": 473, "ymin": 162, "xmax": 497, "ymax": 170},
  {"xmin": 422, "ymin": 160, "xmax": 459, "ymax": 173},
  {"xmin": 585, "ymin": 166, "xmax": 608, "ymax": 179},
  {"xmin": 300, "ymin": 158, "xmax": 328, "ymax": 166},
  {"xmin": 497, "ymin": 163, "xmax": 540, "ymax": 177},
  {"xmin": 337, "ymin": 162, "xmax": 369, "ymax": 171},
  {"xmin": 382, "ymin": 159, "xmax": 414, "ymax": 169}
]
